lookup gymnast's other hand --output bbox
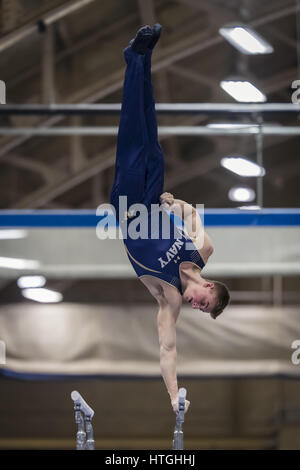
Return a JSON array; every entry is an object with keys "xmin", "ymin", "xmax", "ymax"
[
  {"xmin": 160, "ymin": 192, "xmax": 175, "ymax": 208},
  {"xmin": 171, "ymin": 396, "xmax": 190, "ymax": 414}
]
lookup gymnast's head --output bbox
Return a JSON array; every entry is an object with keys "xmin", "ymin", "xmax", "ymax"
[{"xmin": 183, "ymin": 278, "xmax": 230, "ymax": 319}]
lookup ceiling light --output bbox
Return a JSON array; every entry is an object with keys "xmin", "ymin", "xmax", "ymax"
[
  {"xmin": 220, "ymin": 80, "xmax": 266, "ymax": 103},
  {"xmin": 17, "ymin": 275, "xmax": 46, "ymax": 289},
  {"xmin": 221, "ymin": 156, "xmax": 265, "ymax": 177},
  {"xmin": 208, "ymin": 123, "xmax": 259, "ymax": 129},
  {"xmin": 219, "ymin": 24, "xmax": 274, "ymax": 55},
  {"xmin": 22, "ymin": 288, "xmax": 63, "ymax": 303},
  {"xmin": 0, "ymin": 229, "xmax": 28, "ymax": 239},
  {"xmin": 0, "ymin": 257, "xmax": 40, "ymax": 269},
  {"xmin": 228, "ymin": 187, "xmax": 256, "ymax": 202}
]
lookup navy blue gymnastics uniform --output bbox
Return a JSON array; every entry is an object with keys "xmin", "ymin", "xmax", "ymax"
[{"xmin": 110, "ymin": 46, "xmax": 205, "ymax": 295}]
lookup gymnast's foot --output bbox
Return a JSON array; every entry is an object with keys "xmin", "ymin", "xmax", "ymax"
[
  {"xmin": 148, "ymin": 23, "xmax": 162, "ymax": 50},
  {"xmin": 129, "ymin": 25, "xmax": 154, "ymax": 54}
]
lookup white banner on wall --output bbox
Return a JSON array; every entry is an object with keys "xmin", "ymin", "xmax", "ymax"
[{"xmin": 0, "ymin": 303, "xmax": 299, "ymax": 377}]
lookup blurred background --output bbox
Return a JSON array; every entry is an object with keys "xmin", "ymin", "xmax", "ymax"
[{"xmin": 0, "ymin": 0, "xmax": 300, "ymax": 450}]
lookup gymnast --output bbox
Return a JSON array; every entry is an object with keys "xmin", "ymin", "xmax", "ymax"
[{"xmin": 110, "ymin": 25, "xmax": 230, "ymax": 414}]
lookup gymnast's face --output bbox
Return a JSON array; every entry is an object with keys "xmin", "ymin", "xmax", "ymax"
[{"xmin": 184, "ymin": 282, "xmax": 216, "ymax": 313}]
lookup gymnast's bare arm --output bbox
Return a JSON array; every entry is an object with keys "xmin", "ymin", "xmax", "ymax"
[{"xmin": 144, "ymin": 280, "xmax": 190, "ymax": 413}]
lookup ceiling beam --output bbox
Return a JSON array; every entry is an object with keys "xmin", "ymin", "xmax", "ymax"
[
  {"xmin": 165, "ymin": 134, "xmax": 292, "ymax": 190},
  {"xmin": 164, "ymin": 138, "xmax": 234, "ymax": 189},
  {"xmin": 3, "ymin": 3, "xmax": 300, "ymax": 208},
  {"xmin": 262, "ymin": 67, "xmax": 297, "ymax": 95},
  {"xmin": 1, "ymin": 2, "xmax": 298, "ymax": 165},
  {"xmin": 10, "ymin": 115, "xmax": 207, "ymax": 208},
  {"xmin": 12, "ymin": 147, "xmax": 116, "ymax": 208},
  {"xmin": 8, "ymin": 12, "xmax": 138, "ymax": 90},
  {"xmin": 175, "ymin": 0, "xmax": 233, "ymax": 24},
  {"xmin": 1, "ymin": 0, "xmax": 22, "ymax": 34},
  {"xmin": 9, "ymin": 130, "xmax": 294, "ymax": 208},
  {"xmin": 266, "ymin": 25, "xmax": 298, "ymax": 50},
  {"xmin": 57, "ymin": 18, "xmax": 73, "ymax": 49},
  {"xmin": 1, "ymin": 153, "xmax": 66, "ymax": 183},
  {"xmin": 168, "ymin": 64, "xmax": 226, "ymax": 102},
  {"xmin": 0, "ymin": 0, "xmax": 96, "ymax": 53},
  {"xmin": 0, "ymin": 23, "xmax": 217, "ymax": 162},
  {"xmin": 69, "ymin": 115, "xmax": 87, "ymax": 172},
  {"xmin": 41, "ymin": 23, "xmax": 56, "ymax": 104}
]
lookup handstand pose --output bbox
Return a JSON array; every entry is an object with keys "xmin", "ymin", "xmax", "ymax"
[{"xmin": 110, "ymin": 25, "xmax": 230, "ymax": 414}]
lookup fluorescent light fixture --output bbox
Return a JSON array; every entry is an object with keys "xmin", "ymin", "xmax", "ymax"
[
  {"xmin": 0, "ymin": 229, "xmax": 28, "ymax": 239},
  {"xmin": 237, "ymin": 205, "xmax": 261, "ymax": 210},
  {"xmin": 208, "ymin": 123, "xmax": 259, "ymax": 129},
  {"xmin": 220, "ymin": 79, "xmax": 266, "ymax": 103},
  {"xmin": 22, "ymin": 288, "xmax": 63, "ymax": 303},
  {"xmin": 219, "ymin": 24, "xmax": 274, "ymax": 55},
  {"xmin": 0, "ymin": 257, "xmax": 40, "ymax": 269},
  {"xmin": 17, "ymin": 275, "xmax": 46, "ymax": 289},
  {"xmin": 228, "ymin": 186, "xmax": 255, "ymax": 202},
  {"xmin": 221, "ymin": 156, "xmax": 265, "ymax": 177}
]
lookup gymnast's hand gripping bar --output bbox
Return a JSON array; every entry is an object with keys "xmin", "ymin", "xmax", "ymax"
[
  {"xmin": 71, "ymin": 390, "xmax": 95, "ymax": 450},
  {"xmin": 172, "ymin": 387, "xmax": 187, "ymax": 450}
]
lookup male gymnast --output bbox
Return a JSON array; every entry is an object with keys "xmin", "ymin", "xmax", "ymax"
[{"xmin": 110, "ymin": 25, "xmax": 230, "ymax": 414}]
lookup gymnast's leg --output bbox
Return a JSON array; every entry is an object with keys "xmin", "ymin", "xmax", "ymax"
[
  {"xmin": 110, "ymin": 31, "xmax": 153, "ymax": 220},
  {"xmin": 142, "ymin": 32, "xmax": 165, "ymax": 209}
]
